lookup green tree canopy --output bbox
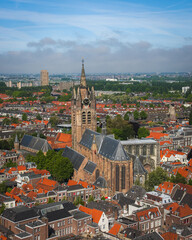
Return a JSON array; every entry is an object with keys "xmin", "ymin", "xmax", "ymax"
[
  {"xmin": 145, "ymin": 167, "xmax": 168, "ymax": 191},
  {"xmin": 137, "ymin": 127, "xmax": 150, "ymax": 139},
  {"xmin": 49, "ymin": 116, "xmax": 59, "ymax": 127},
  {"xmin": 133, "ymin": 110, "xmax": 140, "ymax": 120},
  {"xmin": 106, "ymin": 115, "xmax": 135, "ymax": 140},
  {"xmin": 189, "ymin": 108, "xmax": 192, "ymax": 125},
  {"xmin": 140, "ymin": 110, "xmax": 148, "ymax": 120},
  {"xmin": 22, "ymin": 113, "xmax": 28, "ymax": 121},
  {"xmin": 36, "ymin": 113, "xmax": 42, "ymax": 120},
  {"xmin": 169, "ymin": 172, "xmax": 187, "ymax": 184},
  {"xmin": 26, "ymin": 150, "xmax": 74, "ymax": 183}
]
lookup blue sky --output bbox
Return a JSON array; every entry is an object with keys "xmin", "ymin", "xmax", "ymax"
[{"xmin": 0, "ymin": 0, "xmax": 192, "ymax": 73}]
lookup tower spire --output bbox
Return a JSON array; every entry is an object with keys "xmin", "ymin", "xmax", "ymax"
[{"xmin": 80, "ymin": 58, "xmax": 86, "ymax": 87}]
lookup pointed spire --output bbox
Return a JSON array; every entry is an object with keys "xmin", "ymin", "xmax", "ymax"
[
  {"xmin": 80, "ymin": 58, "xmax": 86, "ymax": 87},
  {"xmin": 14, "ymin": 134, "xmax": 19, "ymax": 143},
  {"xmin": 77, "ymin": 87, "xmax": 80, "ymax": 99},
  {"xmin": 73, "ymin": 88, "xmax": 76, "ymax": 99}
]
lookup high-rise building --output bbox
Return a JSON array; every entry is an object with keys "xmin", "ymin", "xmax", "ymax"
[{"xmin": 40, "ymin": 70, "xmax": 49, "ymax": 86}]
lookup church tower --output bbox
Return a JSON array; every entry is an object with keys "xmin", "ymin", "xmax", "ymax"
[{"xmin": 71, "ymin": 60, "xmax": 97, "ymax": 150}]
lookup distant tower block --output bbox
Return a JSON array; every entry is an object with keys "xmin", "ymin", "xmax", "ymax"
[{"xmin": 41, "ymin": 70, "xmax": 49, "ymax": 86}]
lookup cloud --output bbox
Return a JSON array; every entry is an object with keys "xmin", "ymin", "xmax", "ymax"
[
  {"xmin": 184, "ymin": 37, "xmax": 192, "ymax": 41},
  {"xmin": 0, "ymin": 38, "xmax": 192, "ymax": 74},
  {"xmin": 27, "ymin": 38, "xmax": 77, "ymax": 49}
]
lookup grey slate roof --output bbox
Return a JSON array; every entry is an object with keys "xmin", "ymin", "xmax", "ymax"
[
  {"xmin": 15, "ymin": 232, "xmax": 32, "ymax": 239},
  {"xmin": 134, "ymin": 156, "xmax": 148, "ymax": 177},
  {"xmin": 99, "ymin": 136, "xmax": 130, "ymax": 161},
  {"xmin": 80, "ymin": 129, "xmax": 130, "ymax": 161},
  {"xmin": 62, "ymin": 146, "xmax": 85, "ymax": 171},
  {"xmin": 73, "ymin": 210, "xmax": 91, "ymax": 220},
  {"xmin": 80, "ymin": 129, "xmax": 100, "ymax": 149},
  {"xmin": 172, "ymin": 189, "xmax": 185, "ymax": 202},
  {"xmin": 125, "ymin": 185, "xmax": 146, "ymax": 201},
  {"xmin": 67, "ymin": 184, "xmax": 84, "ymax": 191},
  {"xmin": 2, "ymin": 206, "xmax": 39, "ymax": 222},
  {"xmin": 180, "ymin": 193, "xmax": 192, "ymax": 208},
  {"xmin": 94, "ymin": 176, "xmax": 107, "ymax": 188},
  {"xmin": 134, "ymin": 232, "xmax": 163, "ymax": 240},
  {"xmin": 20, "ymin": 134, "xmax": 52, "ymax": 152},
  {"xmin": 83, "ymin": 160, "xmax": 97, "ymax": 174},
  {"xmin": 120, "ymin": 227, "xmax": 142, "ymax": 239},
  {"xmin": 46, "ymin": 208, "xmax": 72, "ymax": 222}
]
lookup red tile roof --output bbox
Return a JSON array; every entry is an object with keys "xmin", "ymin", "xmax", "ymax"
[
  {"xmin": 67, "ymin": 180, "xmax": 78, "ymax": 186},
  {"xmin": 17, "ymin": 165, "xmax": 26, "ymax": 171},
  {"xmin": 79, "ymin": 205, "xmax": 103, "ymax": 224},
  {"xmin": 136, "ymin": 207, "xmax": 161, "ymax": 221},
  {"xmin": 108, "ymin": 223, "xmax": 122, "ymax": 236},
  {"xmin": 165, "ymin": 202, "xmax": 180, "ymax": 212},
  {"xmin": 146, "ymin": 132, "xmax": 169, "ymax": 140},
  {"xmin": 177, "ymin": 183, "xmax": 192, "ymax": 194},
  {"xmin": 162, "ymin": 232, "xmax": 178, "ymax": 240},
  {"xmin": 156, "ymin": 182, "xmax": 175, "ymax": 194}
]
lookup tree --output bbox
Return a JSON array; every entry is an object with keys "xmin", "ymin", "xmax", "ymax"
[
  {"xmin": 48, "ymin": 198, "xmax": 55, "ymax": 203},
  {"xmin": 145, "ymin": 167, "xmax": 168, "ymax": 191},
  {"xmin": 124, "ymin": 111, "xmax": 130, "ymax": 121},
  {"xmin": 88, "ymin": 195, "xmax": 94, "ymax": 203},
  {"xmin": 53, "ymin": 154, "xmax": 74, "ymax": 182},
  {"xmin": 22, "ymin": 113, "xmax": 28, "ymax": 121},
  {"xmin": 133, "ymin": 110, "xmax": 140, "ymax": 120},
  {"xmin": 36, "ymin": 113, "xmax": 42, "ymax": 120},
  {"xmin": 138, "ymin": 127, "xmax": 150, "ymax": 139},
  {"xmin": 0, "ymin": 203, "xmax": 5, "ymax": 214},
  {"xmin": 29, "ymin": 150, "xmax": 74, "ymax": 183},
  {"xmin": 3, "ymin": 160, "xmax": 17, "ymax": 168},
  {"xmin": 2, "ymin": 118, "xmax": 10, "ymax": 125},
  {"xmin": 73, "ymin": 196, "xmax": 84, "ymax": 206},
  {"xmin": 0, "ymin": 182, "xmax": 6, "ymax": 193},
  {"xmin": 140, "ymin": 111, "xmax": 148, "ymax": 120},
  {"xmin": 189, "ymin": 108, "xmax": 192, "ymax": 125},
  {"xmin": 170, "ymin": 172, "xmax": 187, "ymax": 184},
  {"xmin": 49, "ymin": 116, "xmax": 59, "ymax": 127}
]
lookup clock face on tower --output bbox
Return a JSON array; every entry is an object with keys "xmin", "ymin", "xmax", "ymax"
[{"xmin": 83, "ymin": 98, "xmax": 90, "ymax": 106}]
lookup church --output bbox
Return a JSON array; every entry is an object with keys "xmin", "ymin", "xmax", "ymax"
[{"xmin": 62, "ymin": 61, "xmax": 133, "ymax": 195}]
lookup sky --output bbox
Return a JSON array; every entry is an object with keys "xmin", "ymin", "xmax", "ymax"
[{"xmin": 0, "ymin": 0, "xmax": 192, "ymax": 74}]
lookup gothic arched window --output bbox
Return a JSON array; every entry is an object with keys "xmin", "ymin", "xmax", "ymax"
[
  {"xmin": 136, "ymin": 145, "xmax": 139, "ymax": 155},
  {"xmin": 128, "ymin": 145, "xmax": 132, "ymax": 153},
  {"xmin": 96, "ymin": 169, "xmax": 100, "ymax": 180},
  {"xmin": 116, "ymin": 165, "xmax": 119, "ymax": 191},
  {"xmin": 82, "ymin": 112, "xmax": 86, "ymax": 124},
  {"xmin": 73, "ymin": 113, "xmax": 75, "ymax": 124},
  {"xmin": 87, "ymin": 111, "xmax": 91, "ymax": 124},
  {"xmin": 121, "ymin": 165, "xmax": 126, "ymax": 190},
  {"xmin": 150, "ymin": 145, "xmax": 154, "ymax": 155},
  {"xmin": 143, "ymin": 145, "xmax": 147, "ymax": 155}
]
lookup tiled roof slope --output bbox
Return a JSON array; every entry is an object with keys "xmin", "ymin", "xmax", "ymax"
[
  {"xmin": 62, "ymin": 146, "xmax": 85, "ymax": 171},
  {"xmin": 21, "ymin": 135, "xmax": 52, "ymax": 152},
  {"xmin": 80, "ymin": 129, "xmax": 130, "ymax": 161}
]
